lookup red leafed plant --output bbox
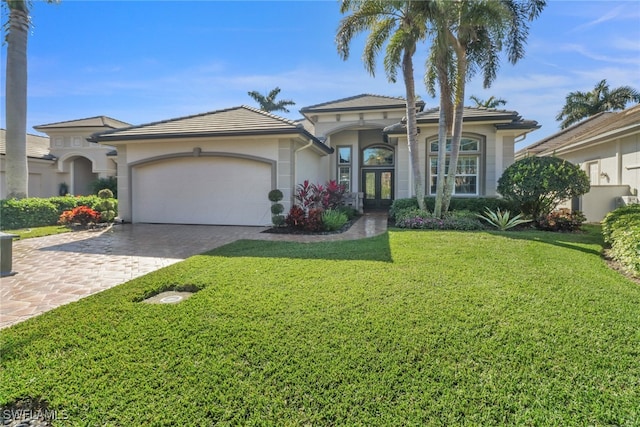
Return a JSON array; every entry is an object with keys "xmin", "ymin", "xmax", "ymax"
[
  {"xmin": 285, "ymin": 205, "xmax": 306, "ymax": 230},
  {"xmin": 58, "ymin": 206, "xmax": 101, "ymax": 227}
]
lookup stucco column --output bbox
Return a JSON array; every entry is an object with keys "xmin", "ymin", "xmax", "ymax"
[{"xmin": 116, "ymin": 145, "xmax": 131, "ymax": 222}]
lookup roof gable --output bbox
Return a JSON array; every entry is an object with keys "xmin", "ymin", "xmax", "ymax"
[{"xmin": 301, "ymin": 94, "xmax": 423, "ymax": 113}]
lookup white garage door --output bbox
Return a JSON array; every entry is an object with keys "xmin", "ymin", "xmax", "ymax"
[{"xmin": 132, "ymin": 156, "xmax": 272, "ymax": 226}]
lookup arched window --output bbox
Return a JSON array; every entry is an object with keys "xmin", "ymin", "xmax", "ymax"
[
  {"xmin": 428, "ymin": 137, "xmax": 481, "ymax": 195},
  {"xmin": 362, "ymin": 146, "xmax": 394, "ymax": 166}
]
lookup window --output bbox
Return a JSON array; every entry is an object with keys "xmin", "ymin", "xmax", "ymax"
[
  {"xmin": 429, "ymin": 137, "xmax": 480, "ymax": 196},
  {"xmin": 363, "ymin": 146, "xmax": 394, "ymax": 166},
  {"xmin": 337, "ymin": 146, "xmax": 352, "ymax": 191}
]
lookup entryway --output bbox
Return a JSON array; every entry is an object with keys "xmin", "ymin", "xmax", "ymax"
[{"xmin": 362, "ymin": 169, "xmax": 394, "ymax": 210}]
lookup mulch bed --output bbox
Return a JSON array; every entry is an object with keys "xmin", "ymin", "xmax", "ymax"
[{"xmin": 261, "ymin": 218, "xmax": 357, "ymax": 235}]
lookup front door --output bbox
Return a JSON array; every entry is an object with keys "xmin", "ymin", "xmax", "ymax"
[{"xmin": 362, "ymin": 169, "xmax": 394, "ymax": 210}]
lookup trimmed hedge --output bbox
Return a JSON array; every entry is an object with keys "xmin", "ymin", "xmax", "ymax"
[
  {"xmin": 602, "ymin": 204, "xmax": 640, "ymax": 277},
  {"xmin": 1, "ymin": 196, "xmax": 118, "ymax": 230},
  {"xmin": 389, "ymin": 197, "xmax": 517, "ymax": 219}
]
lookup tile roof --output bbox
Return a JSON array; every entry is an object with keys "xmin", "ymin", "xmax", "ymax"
[
  {"xmin": 89, "ymin": 106, "xmax": 332, "ymax": 153},
  {"xmin": 0, "ymin": 129, "xmax": 52, "ymax": 159},
  {"xmin": 300, "ymin": 94, "xmax": 424, "ymax": 113},
  {"xmin": 384, "ymin": 107, "xmax": 539, "ymax": 133},
  {"xmin": 518, "ymin": 104, "xmax": 640, "ymax": 157},
  {"xmin": 34, "ymin": 116, "xmax": 131, "ymax": 131}
]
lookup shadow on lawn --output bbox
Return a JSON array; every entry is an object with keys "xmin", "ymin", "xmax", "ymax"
[
  {"xmin": 203, "ymin": 233, "xmax": 393, "ymax": 262},
  {"xmin": 490, "ymin": 225, "xmax": 604, "ymax": 257}
]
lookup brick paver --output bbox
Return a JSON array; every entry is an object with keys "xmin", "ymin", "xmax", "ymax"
[{"xmin": 0, "ymin": 214, "xmax": 387, "ymax": 329}]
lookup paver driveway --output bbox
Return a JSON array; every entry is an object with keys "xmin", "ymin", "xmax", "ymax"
[{"xmin": 0, "ymin": 214, "xmax": 387, "ymax": 329}]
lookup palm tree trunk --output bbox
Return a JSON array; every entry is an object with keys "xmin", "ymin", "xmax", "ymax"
[
  {"xmin": 443, "ymin": 30, "xmax": 467, "ymax": 214},
  {"xmin": 5, "ymin": 2, "xmax": 30, "ymax": 199},
  {"xmin": 402, "ymin": 49, "xmax": 425, "ymax": 211},
  {"xmin": 434, "ymin": 59, "xmax": 453, "ymax": 218}
]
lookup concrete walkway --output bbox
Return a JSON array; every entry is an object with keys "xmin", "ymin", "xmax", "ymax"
[{"xmin": 0, "ymin": 213, "xmax": 387, "ymax": 329}]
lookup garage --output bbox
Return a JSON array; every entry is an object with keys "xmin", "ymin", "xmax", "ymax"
[{"xmin": 132, "ymin": 155, "xmax": 272, "ymax": 226}]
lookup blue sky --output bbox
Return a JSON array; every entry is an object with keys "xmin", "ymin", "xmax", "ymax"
[{"xmin": 2, "ymin": 0, "xmax": 639, "ymax": 150}]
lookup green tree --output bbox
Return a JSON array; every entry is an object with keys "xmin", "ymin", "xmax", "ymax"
[
  {"xmin": 556, "ymin": 79, "xmax": 640, "ymax": 129},
  {"xmin": 336, "ymin": 0, "xmax": 433, "ymax": 211},
  {"xmin": 469, "ymin": 95, "xmax": 507, "ymax": 108},
  {"xmin": 425, "ymin": 0, "xmax": 545, "ymax": 217},
  {"xmin": 3, "ymin": 0, "xmax": 57, "ymax": 199},
  {"xmin": 497, "ymin": 156, "xmax": 590, "ymax": 219},
  {"xmin": 247, "ymin": 87, "xmax": 296, "ymax": 113}
]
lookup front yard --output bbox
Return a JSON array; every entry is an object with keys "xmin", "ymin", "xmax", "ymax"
[{"xmin": 1, "ymin": 227, "xmax": 639, "ymax": 426}]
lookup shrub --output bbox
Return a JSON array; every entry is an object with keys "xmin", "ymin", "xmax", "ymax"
[
  {"xmin": 89, "ymin": 176, "xmax": 117, "ymax": 197},
  {"xmin": 271, "ymin": 203, "xmax": 284, "ymax": 215},
  {"xmin": 390, "ymin": 197, "xmax": 516, "ymax": 218},
  {"xmin": 305, "ymin": 208, "xmax": 324, "ymax": 232},
  {"xmin": 322, "ymin": 209, "xmax": 348, "ymax": 231},
  {"xmin": 497, "ymin": 157, "xmax": 590, "ymax": 218},
  {"xmin": 58, "ymin": 206, "xmax": 101, "ymax": 227},
  {"xmin": 268, "ymin": 189, "xmax": 283, "ymax": 203},
  {"xmin": 0, "ymin": 198, "xmax": 59, "ymax": 230},
  {"xmin": 602, "ymin": 204, "xmax": 640, "ymax": 244},
  {"xmin": 285, "ymin": 206, "xmax": 306, "ymax": 230},
  {"xmin": 536, "ymin": 208, "xmax": 586, "ymax": 232},
  {"xmin": 271, "ymin": 215, "xmax": 285, "ymax": 227},
  {"xmin": 602, "ymin": 205, "xmax": 640, "ymax": 277},
  {"xmin": 295, "ymin": 180, "xmax": 346, "ymax": 210},
  {"xmin": 336, "ymin": 205, "xmax": 358, "ymax": 220},
  {"xmin": 394, "ymin": 208, "xmax": 484, "ymax": 231},
  {"xmin": 95, "ymin": 190, "xmax": 117, "ymax": 223}
]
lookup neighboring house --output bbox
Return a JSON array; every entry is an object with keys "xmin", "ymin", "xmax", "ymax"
[
  {"xmin": 88, "ymin": 95, "xmax": 539, "ymax": 226},
  {"xmin": 516, "ymin": 104, "xmax": 640, "ymax": 222},
  {"xmin": 0, "ymin": 116, "xmax": 131, "ymax": 199},
  {"xmin": 0, "ymin": 130, "xmax": 55, "ymax": 198}
]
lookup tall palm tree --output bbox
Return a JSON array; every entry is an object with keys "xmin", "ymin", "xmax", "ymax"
[
  {"xmin": 469, "ymin": 95, "xmax": 507, "ymax": 109},
  {"xmin": 556, "ymin": 79, "xmax": 640, "ymax": 129},
  {"xmin": 425, "ymin": 0, "xmax": 545, "ymax": 216},
  {"xmin": 4, "ymin": 0, "xmax": 56, "ymax": 199},
  {"xmin": 336, "ymin": 0, "xmax": 433, "ymax": 211},
  {"xmin": 247, "ymin": 87, "xmax": 296, "ymax": 113}
]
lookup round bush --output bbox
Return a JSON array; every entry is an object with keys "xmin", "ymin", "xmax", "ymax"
[
  {"xmin": 497, "ymin": 157, "xmax": 590, "ymax": 218},
  {"xmin": 268, "ymin": 189, "xmax": 284, "ymax": 202},
  {"xmin": 270, "ymin": 203, "xmax": 284, "ymax": 215}
]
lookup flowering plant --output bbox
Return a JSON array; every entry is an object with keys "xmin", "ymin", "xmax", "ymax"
[{"xmin": 58, "ymin": 206, "xmax": 101, "ymax": 227}]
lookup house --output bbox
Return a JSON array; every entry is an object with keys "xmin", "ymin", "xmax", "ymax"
[
  {"xmin": 1, "ymin": 94, "xmax": 540, "ymax": 226},
  {"xmin": 0, "ymin": 130, "xmax": 54, "ymax": 198},
  {"xmin": 0, "ymin": 116, "xmax": 131, "ymax": 198},
  {"xmin": 88, "ymin": 95, "xmax": 539, "ymax": 226},
  {"xmin": 516, "ymin": 104, "xmax": 640, "ymax": 222}
]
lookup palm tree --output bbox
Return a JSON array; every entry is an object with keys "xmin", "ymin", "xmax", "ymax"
[
  {"xmin": 469, "ymin": 95, "xmax": 507, "ymax": 109},
  {"xmin": 4, "ymin": 0, "xmax": 31, "ymax": 199},
  {"xmin": 4, "ymin": 0, "xmax": 56, "ymax": 199},
  {"xmin": 556, "ymin": 79, "xmax": 640, "ymax": 129},
  {"xmin": 336, "ymin": 0, "xmax": 433, "ymax": 211},
  {"xmin": 425, "ymin": 0, "xmax": 545, "ymax": 216},
  {"xmin": 247, "ymin": 87, "xmax": 296, "ymax": 113}
]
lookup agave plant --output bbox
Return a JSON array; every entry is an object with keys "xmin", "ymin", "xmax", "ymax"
[{"xmin": 476, "ymin": 208, "xmax": 531, "ymax": 231}]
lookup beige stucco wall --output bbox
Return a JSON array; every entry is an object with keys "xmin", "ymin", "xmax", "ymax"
[
  {"xmin": 545, "ymin": 133, "xmax": 639, "ymax": 222},
  {"xmin": 0, "ymin": 157, "xmax": 59, "ymax": 198}
]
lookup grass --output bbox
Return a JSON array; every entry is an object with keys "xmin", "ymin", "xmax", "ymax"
[
  {"xmin": 1, "ymin": 226, "xmax": 639, "ymax": 426},
  {"xmin": 3, "ymin": 225, "xmax": 70, "ymax": 240}
]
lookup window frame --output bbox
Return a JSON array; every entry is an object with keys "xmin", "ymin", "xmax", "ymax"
[
  {"xmin": 427, "ymin": 136, "xmax": 482, "ymax": 196},
  {"xmin": 336, "ymin": 145, "xmax": 352, "ymax": 191}
]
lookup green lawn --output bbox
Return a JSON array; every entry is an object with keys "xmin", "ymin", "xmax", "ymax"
[
  {"xmin": 1, "ymin": 227, "xmax": 639, "ymax": 426},
  {"xmin": 3, "ymin": 225, "xmax": 70, "ymax": 240}
]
